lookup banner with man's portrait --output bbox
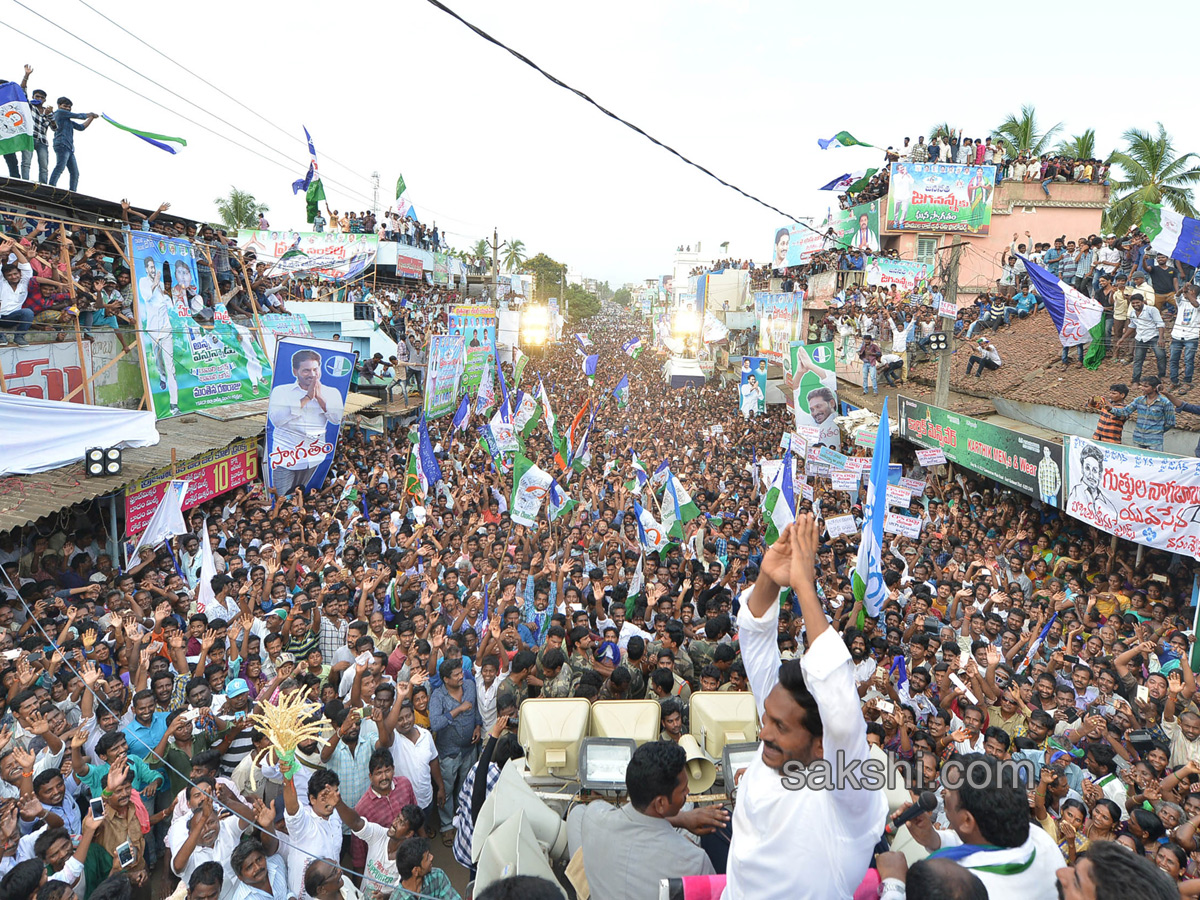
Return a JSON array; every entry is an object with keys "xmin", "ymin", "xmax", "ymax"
[
  {"xmin": 265, "ymin": 337, "xmax": 355, "ymax": 496},
  {"xmin": 1064, "ymin": 436, "xmax": 1200, "ymax": 554},
  {"xmin": 786, "ymin": 342, "xmax": 839, "ymax": 447}
]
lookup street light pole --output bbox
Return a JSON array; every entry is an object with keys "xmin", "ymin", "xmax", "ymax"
[
  {"xmin": 933, "ymin": 238, "xmax": 963, "ymax": 409},
  {"xmin": 492, "ymin": 227, "xmax": 499, "ymax": 304}
]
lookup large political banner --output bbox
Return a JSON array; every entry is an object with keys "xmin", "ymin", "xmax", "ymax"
[
  {"xmin": 433, "ymin": 252, "xmax": 450, "ymax": 286},
  {"xmin": 125, "ymin": 438, "xmax": 259, "ymax": 534},
  {"xmin": 753, "ymin": 291, "xmax": 805, "ymax": 362},
  {"xmin": 898, "ymin": 395, "xmax": 1063, "ymax": 506},
  {"xmin": 1063, "ymin": 437, "xmax": 1200, "ymax": 554},
  {"xmin": 424, "ymin": 334, "xmax": 466, "ymax": 419},
  {"xmin": 865, "ymin": 258, "xmax": 933, "ymax": 294},
  {"xmin": 885, "ymin": 163, "xmax": 996, "ymax": 235},
  {"xmin": 265, "ymin": 337, "xmax": 354, "ymax": 496},
  {"xmin": 237, "ymin": 230, "xmax": 378, "ymax": 282},
  {"xmin": 448, "ymin": 305, "xmax": 498, "ymax": 395},
  {"xmin": 129, "ymin": 233, "xmax": 272, "ymax": 419},
  {"xmin": 786, "ymin": 342, "xmax": 839, "ymax": 448},
  {"xmin": 770, "ymin": 200, "xmax": 881, "ymax": 267},
  {"xmin": 738, "ymin": 357, "xmax": 767, "ymax": 416}
]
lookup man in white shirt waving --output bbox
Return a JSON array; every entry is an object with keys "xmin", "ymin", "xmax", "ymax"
[{"xmin": 723, "ymin": 516, "xmax": 887, "ymax": 899}]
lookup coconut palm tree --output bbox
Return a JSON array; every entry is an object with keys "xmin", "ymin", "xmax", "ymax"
[
  {"xmin": 214, "ymin": 188, "xmax": 268, "ymax": 230},
  {"xmin": 928, "ymin": 122, "xmax": 957, "ymax": 143},
  {"xmin": 470, "ymin": 238, "xmax": 490, "ymax": 268},
  {"xmin": 1056, "ymin": 129, "xmax": 1098, "ymax": 161},
  {"xmin": 1106, "ymin": 124, "xmax": 1200, "ymax": 235},
  {"xmin": 501, "ymin": 238, "xmax": 526, "ymax": 273},
  {"xmin": 994, "ymin": 105, "xmax": 1063, "ymax": 159}
]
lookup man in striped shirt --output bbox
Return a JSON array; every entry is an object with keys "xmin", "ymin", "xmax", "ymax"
[{"xmin": 1092, "ymin": 384, "xmax": 1129, "ymax": 444}]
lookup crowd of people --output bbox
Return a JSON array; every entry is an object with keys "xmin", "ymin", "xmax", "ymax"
[{"xmin": 0, "ymin": 296, "xmax": 1197, "ymax": 900}]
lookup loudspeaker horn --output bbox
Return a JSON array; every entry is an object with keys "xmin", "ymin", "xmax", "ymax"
[{"xmin": 679, "ymin": 733, "xmax": 717, "ymax": 793}]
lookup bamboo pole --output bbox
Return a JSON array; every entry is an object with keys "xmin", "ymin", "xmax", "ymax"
[
  {"xmin": 62, "ymin": 342, "xmax": 134, "ymax": 403},
  {"xmin": 124, "ymin": 233, "xmax": 158, "ymax": 416},
  {"xmin": 58, "ymin": 225, "xmax": 93, "ymax": 405}
]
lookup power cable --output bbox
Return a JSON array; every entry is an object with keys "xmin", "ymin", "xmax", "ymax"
[
  {"xmin": 0, "ymin": 566, "xmax": 452, "ymax": 900},
  {"xmin": 420, "ymin": 0, "xmax": 816, "ymax": 229},
  {"xmin": 70, "ymin": 0, "xmax": 374, "ymax": 191},
  {"xmin": 3, "ymin": 3, "xmax": 378, "ymax": 210}
]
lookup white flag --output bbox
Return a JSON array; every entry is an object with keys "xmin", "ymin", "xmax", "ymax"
[
  {"xmin": 132, "ymin": 481, "xmax": 189, "ymax": 556},
  {"xmin": 195, "ymin": 516, "xmax": 218, "ymax": 614}
]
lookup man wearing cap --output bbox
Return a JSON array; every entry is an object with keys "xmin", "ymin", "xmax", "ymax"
[
  {"xmin": 1111, "ymin": 377, "xmax": 1175, "ymax": 451},
  {"xmin": 965, "ymin": 337, "xmax": 1002, "ymax": 377},
  {"xmin": 1128, "ymin": 293, "xmax": 1166, "ymax": 385},
  {"xmin": 217, "ymin": 679, "xmax": 255, "ymax": 774}
]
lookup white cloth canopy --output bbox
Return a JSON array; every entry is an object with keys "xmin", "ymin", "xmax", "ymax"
[{"xmin": 0, "ymin": 391, "xmax": 159, "ymax": 475}]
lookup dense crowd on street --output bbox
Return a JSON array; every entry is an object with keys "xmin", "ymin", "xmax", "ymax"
[{"xmin": 0, "ymin": 296, "xmax": 1196, "ymax": 900}]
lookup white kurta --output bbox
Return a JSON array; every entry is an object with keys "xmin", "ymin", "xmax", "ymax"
[{"xmin": 723, "ymin": 602, "xmax": 888, "ymax": 899}]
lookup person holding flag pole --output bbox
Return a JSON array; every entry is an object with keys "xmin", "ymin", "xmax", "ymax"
[{"xmin": 851, "ymin": 398, "xmax": 891, "ymax": 628}]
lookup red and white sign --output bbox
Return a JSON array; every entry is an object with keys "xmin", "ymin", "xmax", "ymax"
[
  {"xmin": 899, "ymin": 476, "xmax": 927, "ymax": 497},
  {"xmin": 125, "ymin": 438, "xmax": 259, "ymax": 534},
  {"xmin": 831, "ymin": 471, "xmax": 859, "ymax": 492},
  {"xmin": 885, "ymin": 484, "xmax": 913, "ymax": 508},
  {"xmin": 916, "ymin": 447, "xmax": 947, "ymax": 467},
  {"xmin": 884, "ymin": 511, "xmax": 922, "ymax": 539},
  {"xmin": 0, "ymin": 341, "xmax": 93, "ymax": 404},
  {"xmin": 396, "ymin": 255, "xmax": 424, "ymax": 278}
]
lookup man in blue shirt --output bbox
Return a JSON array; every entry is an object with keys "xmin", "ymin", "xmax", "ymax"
[
  {"xmin": 1112, "ymin": 377, "xmax": 1176, "ymax": 451},
  {"xmin": 123, "ymin": 689, "xmax": 170, "ymax": 761},
  {"xmin": 48, "ymin": 97, "xmax": 97, "ymax": 192},
  {"xmin": 1043, "ymin": 238, "xmax": 1065, "ymax": 276}
]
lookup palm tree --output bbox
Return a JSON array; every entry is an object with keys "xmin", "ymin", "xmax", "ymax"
[
  {"xmin": 470, "ymin": 238, "xmax": 490, "ymax": 267},
  {"xmin": 214, "ymin": 188, "xmax": 268, "ymax": 229},
  {"xmin": 993, "ymin": 105, "xmax": 1063, "ymax": 159},
  {"xmin": 1106, "ymin": 124, "xmax": 1200, "ymax": 235},
  {"xmin": 1056, "ymin": 128, "xmax": 1097, "ymax": 161},
  {"xmin": 501, "ymin": 238, "xmax": 526, "ymax": 273},
  {"xmin": 928, "ymin": 122, "xmax": 956, "ymax": 143}
]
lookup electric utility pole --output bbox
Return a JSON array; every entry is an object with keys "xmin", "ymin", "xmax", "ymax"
[{"xmin": 933, "ymin": 238, "xmax": 963, "ymax": 409}]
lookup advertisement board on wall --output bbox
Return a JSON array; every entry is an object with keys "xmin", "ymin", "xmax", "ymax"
[
  {"xmin": 769, "ymin": 200, "xmax": 881, "ymax": 267},
  {"xmin": 424, "ymin": 334, "xmax": 466, "ymax": 420},
  {"xmin": 898, "ymin": 395, "xmax": 1063, "ymax": 506},
  {"xmin": 753, "ymin": 292, "xmax": 805, "ymax": 362},
  {"xmin": 448, "ymin": 305, "xmax": 498, "ymax": 395},
  {"xmin": 885, "ymin": 163, "xmax": 996, "ymax": 235},
  {"xmin": 125, "ymin": 438, "xmax": 258, "ymax": 534},
  {"xmin": 237, "ymin": 230, "xmax": 378, "ymax": 281},
  {"xmin": 128, "ymin": 233, "xmax": 271, "ymax": 419}
]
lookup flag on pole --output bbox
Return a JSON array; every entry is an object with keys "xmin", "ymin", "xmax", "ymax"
[
  {"xmin": 852, "ymin": 397, "xmax": 891, "ymax": 623},
  {"xmin": 548, "ymin": 479, "xmax": 576, "ymax": 522},
  {"xmin": 818, "ymin": 171, "xmax": 865, "ymax": 191},
  {"xmin": 451, "ymin": 394, "xmax": 470, "ymax": 432},
  {"xmin": 510, "ymin": 454, "xmax": 555, "ymax": 526},
  {"xmin": 515, "ymin": 393, "xmax": 542, "ymax": 443},
  {"xmin": 628, "ymin": 553, "xmax": 645, "ymax": 605},
  {"xmin": 294, "ymin": 127, "xmax": 326, "ymax": 222},
  {"xmin": 494, "ymin": 343, "xmax": 511, "ymax": 423},
  {"xmin": 414, "ymin": 414, "xmax": 443, "ymax": 496},
  {"xmin": 194, "ymin": 516, "xmax": 218, "ymax": 614},
  {"xmin": 0, "ymin": 84, "xmax": 34, "ymax": 157},
  {"xmin": 627, "ymin": 451, "xmax": 649, "ymax": 492},
  {"xmin": 633, "ymin": 501, "xmax": 669, "ymax": 553},
  {"xmin": 132, "ymin": 481, "xmax": 190, "ymax": 555},
  {"xmin": 1020, "ymin": 254, "xmax": 1106, "ymax": 369},
  {"xmin": 512, "ymin": 347, "xmax": 529, "ymax": 387},
  {"xmin": 558, "ymin": 400, "xmax": 590, "ymax": 469},
  {"xmin": 612, "ymin": 374, "xmax": 629, "ymax": 409},
  {"xmin": 404, "ymin": 445, "xmax": 421, "ymax": 497},
  {"xmin": 476, "ymin": 352, "xmax": 496, "ymax": 413},
  {"xmin": 763, "ymin": 449, "xmax": 796, "ymax": 545},
  {"xmin": 662, "ymin": 474, "xmax": 701, "ymax": 538},
  {"xmin": 817, "ymin": 131, "xmax": 874, "ymax": 150},
  {"xmin": 583, "ymin": 354, "xmax": 598, "ymax": 386},
  {"xmin": 622, "ymin": 336, "xmax": 643, "ymax": 359},
  {"xmin": 1141, "ymin": 203, "xmax": 1200, "ymax": 266},
  {"xmin": 101, "ymin": 114, "xmax": 187, "ymax": 154},
  {"xmin": 648, "ymin": 459, "xmax": 671, "ymax": 491},
  {"xmin": 847, "ymin": 168, "xmax": 879, "ymax": 192},
  {"xmin": 574, "ymin": 333, "xmax": 593, "ymax": 350},
  {"xmin": 1018, "ymin": 613, "xmax": 1059, "ymax": 672},
  {"xmin": 889, "ymin": 656, "xmax": 908, "ymax": 690},
  {"xmin": 395, "ymin": 174, "xmax": 406, "ymax": 198}
]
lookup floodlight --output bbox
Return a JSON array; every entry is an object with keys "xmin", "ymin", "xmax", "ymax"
[
  {"xmin": 589, "ymin": 699, "xmax": 662, "ymax": 745},
  {"xmin": 517, "ymin": 698, "xmax": 591, "ymax": 778},
  {"xmin": 577, "ymin": 737, "xmax": 636, "ymax": 791},
  {"xmin": 689, "ymin": 691, "xmax": 759, "ymax": 759},
  {"xmin": 927, "ymin": 331, "xmax": 949, "ymax": 352},
  {"xmin": 722, "ymin": 741, "xmax": 761, "ymax": 796},
  {"xmin": 85, "ymin": 447, "xmax": 122, "ymax": 477}
]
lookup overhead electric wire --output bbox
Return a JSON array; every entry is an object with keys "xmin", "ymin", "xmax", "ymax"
[
  {"xmin": 421, "ymin": 0, "xmax": 816, "ymax": 230},
  {"xmin": 5, "ymin": 0, "xmax": 378, "ymax": 210},
  {"xmin": 70, "ymin": 0, "xmax": 374, "ymax": 191}
]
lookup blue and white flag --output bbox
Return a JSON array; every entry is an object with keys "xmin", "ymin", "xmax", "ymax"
[
  {"xmin": 633, "ymin": 500, "xmax": 669, "ymax": 553},
  {"xmin": 852, "ymin": 397, "xmax": 891, "ymax": 620},
  {"xmin": 0, "ymin": 84, "xmax": 34, "ymax": 158},
  {"xmin": 818, "ymin": 171, "xmax": 864, "ymax": 191},
  {"xmin": 451, "ymin": 394, "xmax": 470, "ymax": 432},
  {"xmin": 1020, "ymin": 255, "xmax": 1105, "ymax": 356},
  {"xmin": 291, "ymin": 126, "xmax": 320, "ymax": 193},
  {"xmin": 582, "ymin": 354, "xmax": 598, "ymax": 386},
  {"xmin": 494, "ymin": 342, "xmax": 511, "ymax": 423},
  {"xmin": 548, "ymin": 479, "xmax": 576, "ymax": 522},
  {"xmin": 889, "ymin": 656, "xmax": 908, "ymax": 690},
  {"xmin": 648, "ymin": 459, "xmax": 671, "ymax": 491},
  {"xmin": 574, "ymin": 333, "xmax": 593, "ymax": 350},
  {"xmin": 415, "ymin": 414, "xmax": 443, "ymax": 496},
  {"xmin": 763, "ymin": 449, "xmax": 795, "ymax": 545},
  {"xmin": 622, "ymin": 336, "xmax": 643, "ymax": 359},
  {"xmin": 1142, "ymin": 203, "xmax": 1200, "ymax": 267},
  {"xmin": 612, "ymin": 374, "xmax": 629, "ymax": 409},
  {"xmin": 1018, "ymin": 612, "xmax": 1059, "ymax": 673}
]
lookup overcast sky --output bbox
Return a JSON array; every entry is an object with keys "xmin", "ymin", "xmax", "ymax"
[{"xmin": 6, "ymin": 0, "xmax": 1198, "ymax": 285}]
